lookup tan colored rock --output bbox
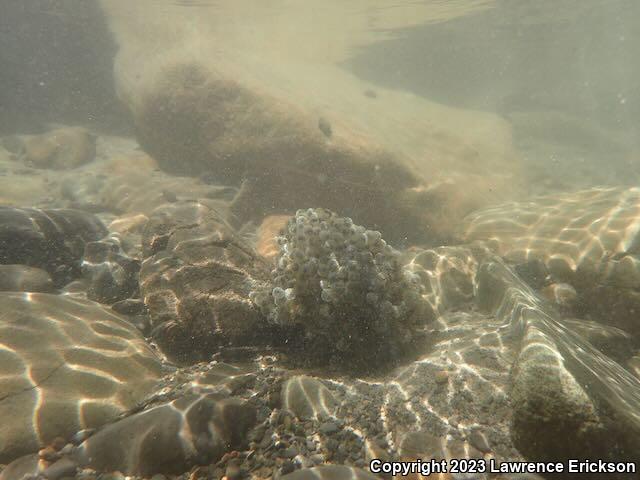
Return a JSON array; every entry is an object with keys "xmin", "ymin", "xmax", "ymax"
[
  {"xmin": 280, "ymin": 466, "xmax": 380, "ymax": 480},
  {"xmin": 22, "ymin": 127, "xmax": 96, "ymax": 170},
  {"xmin": 102, "ymin": 150, "xmax": 158, "ymax": 175},
  {"xmin": 404, "ymin": 245, "xmax": 487, "ymax": 318},
  {"xmin": 255, "ymin": 215, "xmax": 290, "ymax": 260},
  {"xmin": 59, "ymin": 147, "xmax": 232, "ymax": 218},
  {"xmin": 72, "ymin": 394, "xmax": 255, "ymax": 477},
  {"xmin": 98, "ymin": 1, "xmax": 523, "ymax": 244},
  {"xmin": 108, "ymin": 213, "xmax": 149, "ymax": 236},
  {"xmin": 0, "ymin": 265, "xmax": 54, "ymax": 293},
  {"xmin": 281, "ymin": 375, "xmax": 339, "ymax": 421},
  {"xmin": 0, "ymin": 292, "xmax": 161, "ymax": 463}
]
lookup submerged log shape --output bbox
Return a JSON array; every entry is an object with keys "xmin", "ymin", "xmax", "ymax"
[{"xmin": 99, "ymin": 1, "xmax": 523, "ymax": 244}]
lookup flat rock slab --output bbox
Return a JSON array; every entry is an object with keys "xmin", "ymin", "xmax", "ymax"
[{"xmin": 0, "ymin": 292, "xmax": 162, "ymax": 463}]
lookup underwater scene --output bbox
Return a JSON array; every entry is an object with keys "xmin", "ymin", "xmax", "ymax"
[{"xmin": 1, "ymin": 1, "xmax": 640, "ymax": 479}]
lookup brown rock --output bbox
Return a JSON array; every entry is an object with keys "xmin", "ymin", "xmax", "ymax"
[
  {"xmin": 22, "ymin": 127, "xmax": 96, "ymax": 169},
  {"xmin": 139, "ymin": 200, "xmax": 270, "ymax": 363},
  {"xmin": 99, "ymin": 2, "xmax": 524, "ymax": 245}
]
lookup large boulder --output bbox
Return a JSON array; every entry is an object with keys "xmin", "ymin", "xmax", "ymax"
[
  {"xmin": 98, "ymin": 1, "xmax": 524, "ymax": 245},
  {"xmin": 0, "ymin": 292, "xmax": 162, "ymax": 463}
]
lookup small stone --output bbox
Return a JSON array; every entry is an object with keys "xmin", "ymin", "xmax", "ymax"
[
  {"xmin": 77, "ymin": 468, "xmax": 98, "ymax": 480},
  {"xmin": 294, "ymin": 455, "xmax": 314, "ymax": 469},
  {"xmin": 225, "ymin": 459, "xmax": 242, "ymax": 480},
  {"xmin": 280, "ymin": 460, "xmax": 295, "ymax": 476},
  {"xmin": 60, "ymin": 443, "xmax": 75, "ymax": 455},
  {"xmin": 39, "ymin": 446, "xmax": 59, "ymax": 462},
  {"xmin": 260, "ymin": 429, "xmax": 274, "ymax": 449},
  {"xmin": 190, "ymin": 465, "xmax": 209, "ymax": 479},
  {"xmin": 434, "ymin": 370, "xmax": 449, "ymax": 384},
  {"xmin": 51, "ymin": 437, "xmax": 67, "ymax": 451},
  {"xmin": 281, "ymin": 447, "xmax": 298, "ymax": 459},
  {"xmin": 541, "ymin": 282, "xmax": 578, "ymax": 313},
  {"xmin": 326, "ymin": 438, "xmax": 339, "ymax": 452},
  {"xmin": 319, "ymin": 422, "xmax": 339, "ymax": 435},
  {"xmin": 338, "ymin": 443, "xmax": 349, "ymax": 457},
  {"xmin": 468, "ymin": 429, "xmax": 491, "ymax": 454},
  {"xmin": 162, "ymin": 189, "xmax": 178, "ymax": 202},
  {"xmin": 310, "ymin": 454, "xmax": 325, "ymax": 465},
  {"xmin": 111, "ymin": 298, "xmax": 146, "ymax": 315},
  {"xmin": 98, "ymin": 472, "xmax": 125, "ymax": 480}
]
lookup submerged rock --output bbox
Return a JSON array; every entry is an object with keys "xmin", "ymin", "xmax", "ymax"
[
  {"xmin": 281, "ymin": 375, "xmax": 339, "ymax": 421},
  {"xmin": 71, "ymin": 394, "xmax": 256, "ymax": 476},
  {"xmin": 0, "ymin": 206, "xmax": 107, "ymax": 287},
  {"xmin": 0, "ymin": 454, "xmax": 43, "ymax": 480},
  {"xmin": 0, "ymin": 264, "xmax": 54, "ymax": 293},
  {"xmin": 475, "ymin": 259, "xmax": 640, "ymax": 468},
  {"xmin": 250, "ymin": 208, "xmax": 430, "ymax": 371},
  {"xmin": 20, "ymin": 127, "xmax": 96, "ymax": 170},
  {"xmin": 139, "ymin": 200, "xmax": 270, "ymax": 364},
  {"xmin": 82, "ymin": 234, "xmax": 140, "ymax": 304},
  {"xmin": 463, "ymin": 186, "xmax": 640, "ymax": 337},
  {"xmin": 100, "ymin": 0, "xmax": 525, "ymax": 245},
  {"xmin": 0, "ymin": 394, "xmax": 256, "ymax": 479},
  {"xmin": 0, "ymin": 292, "xmax": 161, "ymax": 463}
]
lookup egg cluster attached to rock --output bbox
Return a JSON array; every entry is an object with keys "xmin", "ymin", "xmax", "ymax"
[{"xmin": 250, "ymin": 208, "xmax": 427, "ymax": 369}]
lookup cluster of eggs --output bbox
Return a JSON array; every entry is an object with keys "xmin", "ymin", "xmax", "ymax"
[{"xmin": 250, "ymin": 208, "xmax": 424, "ymax": 355}]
